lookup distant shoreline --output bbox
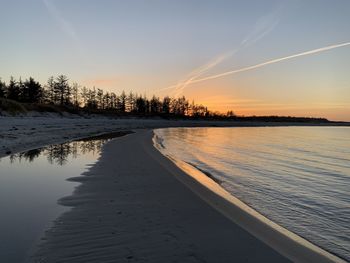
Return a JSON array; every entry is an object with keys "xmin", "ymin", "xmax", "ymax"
[{"xmin": 1, "ymin": 115, "xmax": 349, "ymax": 158}]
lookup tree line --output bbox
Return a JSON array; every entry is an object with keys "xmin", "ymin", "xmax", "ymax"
[{"xmin": 0, "ymin": 75, "xmax": 233, "ymax": 117}]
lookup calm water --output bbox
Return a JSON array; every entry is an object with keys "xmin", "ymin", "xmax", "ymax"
[
  {"xmin": 154, "ymin": 127, "xmax": 350, "ymax": 261},
  {"xmin": 0, "ymin": 136, "xmax": 117, "ymax": 263}
]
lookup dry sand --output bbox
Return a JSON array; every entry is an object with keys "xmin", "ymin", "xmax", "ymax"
[{"xmin": 31, "ymin": 130, "xmax": 290, "ymax": 263}]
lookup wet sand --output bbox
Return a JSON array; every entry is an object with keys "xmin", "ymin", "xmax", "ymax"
[{"xmin": 31, "ymin": 130, "xmax": 291, "ymax": 262}]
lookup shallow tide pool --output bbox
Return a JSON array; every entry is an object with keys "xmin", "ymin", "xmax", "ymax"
[{"xmin": 0, "ymin": 134, "xmax": 123, "ymax": 263}]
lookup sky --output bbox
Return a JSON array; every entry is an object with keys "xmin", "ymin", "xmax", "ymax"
[{"xmin": 0, "ymin": 0, "xmax": 349, "ymax": 121}]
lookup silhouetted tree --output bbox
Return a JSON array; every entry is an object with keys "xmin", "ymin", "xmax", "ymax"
[
  {"xmin": 0, "ymin": 78, "xmax": 6, "ymax": 98},
  {"xmin": 126, "ymin": 91, "xmax": 135, "ymax": 112},
  {"xmin": 96, "ymin": 88, "xmax": 104, "ymax": 109},
  {"xmin": 0, "ymin": 74, "xmax": 241, "ymax": 119},
  {"xmin": 23, "ymin": 77, "xmax": 43, "ymax": 103},
  {"xmin": 80, "ymin": 86, "xmax": 89, "ymax": 107},
  {"xmin": 118, "ymin": 91, "xmax": 127, "ymax": 112},
  {"xmin": 86, "ymin": 87, "xmax": 97, "ymax": 109},
  {"xmin": 145, "ymin": 98, "xmax": 150, "ymax": 114},
  {"xmin": 162, "ymin": 96, "xmax": 171, "ymax": 114},
  {"xmin": 171, "ymin": 96, "xmax": 188, "ymax": 115},
  {"xmin": 55, "ymin": 75, "xmax": 70, "ymax": 105},
  {"xmin": 226, "ymin": 110, "xmax": 236, "ymax": 117},
  {"xmin": 7, "ymin": 77, "xmax": 20, "ymax": 101},
  {"xmin": 17, "ymin": 78, "xmax": 26, "ymax": 102},
  {"xmin": 135, "ymin": 96, "xmax": 146, "ymax": 113},
  {"xmin": 64, "ymin": 82, "xmax": 72, "ymax": 105},
  {"xmin": 109, "ymin": 92, "xmax": 117, "ymax": 109},
  {"xmin": 72, "ymin": 82, "xmax": 80, "ymax": 107},
  {"xmin": 150, "ymin": 95, "xmax": 161, "ymax": 114},
  {"xmin": 45, "ymin": 76, "xmax": 56, "ymax": 104},
  {"xmin": 192, "ymin": 104, "xmax": 208, "ymax": 117}
]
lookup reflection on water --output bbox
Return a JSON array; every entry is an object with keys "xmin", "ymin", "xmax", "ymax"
[
  {"xmin": 155, "ymin": 127, "xmax": 350, "ymax": 261},
  {"xmin": 9, "ymin": 139, "xmax": 107, "ymax": 166},
  {"xmin": 0, "ymin": 131, "xmax": 128, "ymax": 263}
]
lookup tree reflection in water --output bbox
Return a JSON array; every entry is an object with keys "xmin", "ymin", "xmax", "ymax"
[{"xmin": 9, "ymin": 131, "xmax": 130, "ymax": 165}]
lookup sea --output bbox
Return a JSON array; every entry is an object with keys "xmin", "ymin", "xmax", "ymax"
[{"xmin": 154, "ymin": 126, "xmax": 350, "ymax": 261}]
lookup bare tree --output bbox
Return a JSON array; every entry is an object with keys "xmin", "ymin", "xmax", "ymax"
[
  {"xmin": 72, "ymin": 82, "xmax": 80, "ymax": 107},
  {"xmin": 55, "ymin": 75, "xmax": 70, "ymax": 105},
  {"xmin": 80, "ymin": 86, "xmax": 89, "ymax": 107},
  {"xmin": 45, "ymin": 76, "xmax": 56, "ymax": 104}
]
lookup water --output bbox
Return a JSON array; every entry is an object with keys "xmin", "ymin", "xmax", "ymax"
[
  {"xmin": 154, "ymin": 127, "xmax": 350, "ymax": 261},
  {"xmin": 0, "ymin": 134, "xmax": 122, "ymax": 263}
]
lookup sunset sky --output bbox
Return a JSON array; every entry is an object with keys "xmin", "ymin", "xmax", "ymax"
[{"xmin": 1, "ymin": 0, "xmax": 349, "ymax": 120}]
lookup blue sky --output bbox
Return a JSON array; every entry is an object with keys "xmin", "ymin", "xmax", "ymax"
[{"xmin": 1, "ymin": 0, "xmax": 349, "ymax": 120}]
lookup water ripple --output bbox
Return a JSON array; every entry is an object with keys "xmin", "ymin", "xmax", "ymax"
[{"xmin": 155, "ymin": 127, "xmax": 350, "ymax": 261}]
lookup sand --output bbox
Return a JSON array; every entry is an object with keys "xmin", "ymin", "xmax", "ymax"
[
  {"xmin": 1, "ymin": 115, "xmax": 347, "ymax": 158},
  {"xmin": 31, "ymin": 130, "xmax": 290, "ymax": 263}
]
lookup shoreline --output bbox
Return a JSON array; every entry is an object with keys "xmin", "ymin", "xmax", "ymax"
[
  {"xmin": 153, "ymin": 140, "xmax": 345, "ymax": 263},
  {"xmin": 29, "ymin": 129, "xmax": 345, "ymax": 262},
  {"xmin": 1, "ymin": 116, "xmax": 349, "ymax": 158},
  {"xmin": 31, "ymin": 130, "xmax": 289, "ymax": 262},
  {"xmin": 1, "ymin": 126, "xmax": 346, "ymax": 262}
]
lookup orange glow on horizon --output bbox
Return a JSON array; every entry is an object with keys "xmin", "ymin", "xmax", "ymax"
[{"xmin": 193, "ymin": 95, "xmax": 350, "ymax": 121}]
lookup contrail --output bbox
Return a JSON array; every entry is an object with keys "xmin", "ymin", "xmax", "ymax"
[
  {"xmin": 172, "ymin": 51, "xmax": 235, "ymax": 97},
  {"xmin": 42, "ymin": 0, "xmax": 91, "ymax": 65},
  {"xmin": 158, "ymin": 51, "xmax": 234, "ymax": 93},
  {"xmin": 186, "ymin": 42, "xmax": 350, "ymax": 85},
  {"xmin": 166, "ymin": 12, "xmax": 281, "ymax": 96},
  {"xmin": 42, "ymin": 0, "xmax": 78, "ymax": 41}
]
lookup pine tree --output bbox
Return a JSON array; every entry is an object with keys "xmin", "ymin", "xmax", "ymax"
[
  {"xmin": 87, "ymin": 87, "xmax": 97, "ymax": 109},
  {"xmin": 110, "ymin": 92, "xmax": 117, "ymax": 109},
  {"xmin": 0, "ymin": 78, "xmax": 6, "ymax": 98},
  {"xmin": 126, "ymin": 91, "xmax": 135, "ymax": 112},
  {"xmin": 18, "ymin": 78, "xmax": 27, "ymax": 102},
  {"xmin": 24, "ymin": 77, "xmax": 43, "ymax": 103},
  {"xmin": 7, "ymin": 77, "xmax": 20, "ymax": 101},
  {"xmin": 97, "ymin": 88, "xmax": 104, "ymax": 109},
  {"xmin": 150, "ymin": 95, "xmax": 161, "ymax": 114},
  {"xmin": 119, "ymin": 91, "xmax": 126, "ymax": 112},
  {"xmin": 135, "ymin": 96, "xmax": 146, "ymax": 113},
  {"xmin": 162, "ymin": 96, "xmax": 171, "ymax": 114},
  {"xmin": 72, "ymin": 82, "xmax": 80, "ymax": 107},
  {"xmin": 45, "ymin": 76, "xmax": 56, "ymax": 104}
]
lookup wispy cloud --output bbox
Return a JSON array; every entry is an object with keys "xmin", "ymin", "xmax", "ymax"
[
  {"xmin": 241, "ymin": 13, "xmax": 280, "ymax": 47},
  {"xmin": 163, "ymin": 9, "xmax": 281, "ymax": 97},
  {"xmin": 162, "ymin": 41, "xmax": 350, "ymax": 95},
  {"xmin": 42, "ymin": 0, "xmax": 91, "ymax": 66},
  {"xmin": 187, "ymin": 41, "xmax": 350, "ymax": 85},
  {"xmin": 171, "ymin": 51, "xmax": 235, "ymax": 97},
  {"xmin": 159, "ymin": 52, "xmax": 233, "ymax": 94},
  {"xmin": 42, "ymin": 0, "xmax": 78, "ymax": 42}
]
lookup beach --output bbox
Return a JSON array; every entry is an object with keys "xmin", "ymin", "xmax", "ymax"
[
  {"xmin": 1, "ymin": 116, "xmax": 347, "ymax": 158},
  {"xmin": 25, "ymin": 130, "xmax": 344, "ymax": 263},
  {"xmin": 29, "ymin": 130, "xmax": 287, "ymax": 262},
  {"xmin": 0, "ymin": 117, "xmax": 347, "ymax": 262}
]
